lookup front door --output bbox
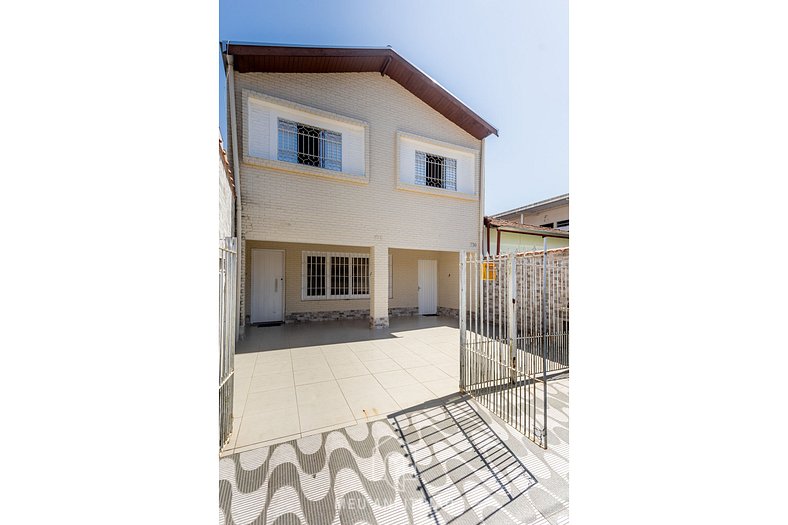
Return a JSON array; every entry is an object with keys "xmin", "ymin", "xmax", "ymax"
[
  {"xmin": 251, "ymin": 249, "xmax": 284, "ymax": 323},
  {"xmin": 418, "ymin": 259, "xmax": 438, "ymax": 315}
]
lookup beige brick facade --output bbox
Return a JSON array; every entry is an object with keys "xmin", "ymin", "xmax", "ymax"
[{"xmin": 228, "ymin": 71, "xmax": 483, "ymax": 329}]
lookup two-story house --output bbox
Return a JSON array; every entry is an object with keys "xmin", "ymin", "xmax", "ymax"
[{"xmin": 222, "ymin": 43, "xmax": 497, "ymax": 335}]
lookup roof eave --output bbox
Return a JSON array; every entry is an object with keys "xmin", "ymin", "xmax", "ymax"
[{"xmin": 222, "ymin": 42, "xmax": 497, "ymax": 140}]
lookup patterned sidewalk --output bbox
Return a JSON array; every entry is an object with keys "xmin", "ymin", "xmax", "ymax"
[{"xmin": 219, "ymin": 380, "xmax": 569, "ymax": 525}]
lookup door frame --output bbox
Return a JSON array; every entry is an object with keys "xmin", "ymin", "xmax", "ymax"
[
  {"xmin": 417, "ymin": 259, "xmax": 438, "ymax": 315},
  {"xmin": 251, "ymin": 248, "xmax": 286, "ymax": 323}
]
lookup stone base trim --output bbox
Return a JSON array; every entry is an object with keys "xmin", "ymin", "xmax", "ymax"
[
  {"xmin": 389, "ymin": 307, "xmax": 419, "ymax": 317},
  {"xmin": 285, "ymin": 309, "xmax": 370, "ymax": 323},
  {"xmin": 282, "ymin": 307, "xmax": 457, "ymax": 324},
  {"xmin": 437, "ymin": 307, "xmax": 459, "ymax": 318},
  {"xmin": 370, "ymin": 316, "xmax": 390, "ymax": 329}
]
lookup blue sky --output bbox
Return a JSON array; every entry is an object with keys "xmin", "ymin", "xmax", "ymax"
[{"xmin": 219, "ymin": 0, "xmax": 567, "ymax": 215}]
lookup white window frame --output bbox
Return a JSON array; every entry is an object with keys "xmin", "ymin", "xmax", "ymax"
[{"xmin": 302, "ymin": 251, "xmax": 370, "ymax": 300}]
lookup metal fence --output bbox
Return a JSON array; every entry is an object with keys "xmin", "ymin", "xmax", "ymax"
[
  {"xmin": 459, "ymin": 247, "xmax": 569, "ymax": 448},
  {"xmin": 219, "ymin": 237, "xmax": 238, "ymax": 450}
]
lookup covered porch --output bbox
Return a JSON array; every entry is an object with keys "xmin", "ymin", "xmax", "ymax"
[
  {"xmin": 222, "ymin": 316, "xmax": 461, "ymax": 455},
  {"xmin": 241, "ymin": 240, "xmax": 461, "ymax": 328}
]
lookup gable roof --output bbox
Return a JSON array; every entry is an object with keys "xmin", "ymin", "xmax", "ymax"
[
  {"xmin": 222, "ymin": 42, "xmax": 498, "ymax": 140},
  {"xmin": 491, "ymin": 193, "xmax": 569, "ymax": 218}
]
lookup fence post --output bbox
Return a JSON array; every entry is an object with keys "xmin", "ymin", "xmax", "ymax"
[
  {"xmin": 507, "ymin": 253, "xmax": 516, "ymax": 385},
  {"xmin": 459, "ymin": 250, "xmax": 466, "ymax": 391},
  {"xmin": 541, "ymin": 237, "xmax": 548, "ymax": 447}
]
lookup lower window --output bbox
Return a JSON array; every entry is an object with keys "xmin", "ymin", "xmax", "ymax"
[{"xmin": 303, "ymin": 252, "xmax": 370, "ymax": 299}]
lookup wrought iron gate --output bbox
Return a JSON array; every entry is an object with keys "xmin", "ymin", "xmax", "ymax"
[
  {"xmin": 459, "ymin": 247, "xmax": 569, "ymax": 448},
  {"xmin": 219, "ymin": 237, "xmax": 238, "ymax": 450}
]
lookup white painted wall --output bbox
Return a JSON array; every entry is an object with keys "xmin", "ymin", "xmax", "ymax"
[
  {"xmin": 397, "ymin": 133, "xmax": 476, "ymax": 195},
  {"xmin": 247, "ymin": 94, "xmax": 366, "ymax": 177}
]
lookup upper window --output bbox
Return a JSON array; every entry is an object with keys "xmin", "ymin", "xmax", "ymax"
[
  {"xmin": 540, "ymin": 222, "xmax": 554, "ymax": 228},
  {"xmin": 556, "ymin": 219, "xmax": 569, "ymax": 229},
  {"xmin": 278, "ymin": 118, "xmax": 342, "ymax": 172},
  {"xmin": 415, "ymin": 151, "xmax": 457, "ymax": 191}
]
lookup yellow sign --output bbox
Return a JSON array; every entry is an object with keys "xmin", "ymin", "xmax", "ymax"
[{"xmin": 482, "ymin": 262, "xmax": 496, "ymax": 281}]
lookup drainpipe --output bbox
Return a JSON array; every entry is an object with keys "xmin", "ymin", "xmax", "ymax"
[
  {"xmin": 227, "ymin": 54, "xmax": 244, "ymax": 340},
  {"xmin": 479, "ymin": 138, "xmax": 485, "ymax": 258}
]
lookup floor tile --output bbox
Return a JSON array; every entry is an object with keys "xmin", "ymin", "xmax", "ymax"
[
  {"xmin": 373, "ymin": 369, "xmax": 420, "ymax": 389},
  {"xmin": 390, "ymin": 354, "xmax": 430, "ymax": 369},
  {"xmin": 253, "ymin": 359, "xmax": 292, "ymax": 375},
  {"xmin": 346, "ymin": 341, "xmax": 381, "ymax": 352},
  {"xmin": 363, "ymin": 358, "xmax": 401, "ymax": 373},
  {"xmin": 244, "ymin": 386, "xmax": 297, "ymax": 417},
  {"xmin": 232, "ymin": 395, "xmax": 246, "ymax": 418},
  {"xmin": 353, "ymin": 348, "xmax": 389, "ymax": 362},
  {"xmin": 405, "ymin": 365, "xmax": 450, "ymax": 383},
  {"xmin": 329, "ymin": 362, "xmax": 370, "ymax": 379},
  {"xmin": 337, "ymin": 375, "xmax": 400, "ymax": 420},
  {"xmin": 422, "ymin": 352, "xmax": 457, "ymax": 366},
  {"xmin": 422, "ymin": 377, "xmax": 459, "ymax": 398},
  {"xmin": 323, "ymin": 353, "xmax": 363, "ymax": 366},
  {"xmin": 291, "ymin": 353, "xmax": 330, "ymax": 371},
  {"xmin": 234, "ymin": 410, "xmax": 300, "ymax": 449},
  {"xmin": 255, "ymin": 349, "xmax": 291, "ymax": 363},
  {"xmin": 249, "ymin": 372, "xmax": 295, "ymax": 393},
  {"xmin": 296, "ymin": 381, "xmax": 355, "ymax": 433},
  {"xmin": 386, "ymin": 383, "xmax": 436, "ymax": 410},
  {"xmin": 294, "ymin": 367, "xmax": 335, "ymax": 386},
  {"xmin": 436, "ymin": 362, "xmax": 459, "ymax": 378},
  {"xmin": 234, "ymin": 353, "xmax": 257, "ymax": 370}
]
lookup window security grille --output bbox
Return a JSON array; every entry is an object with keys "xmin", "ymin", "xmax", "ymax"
[
  {"xmin": 540, "ymin": 222, "xmax": 554, "ymax": 228},
  {"xmin": 305, "ymin": 255, "xmax": 326, "ymax": 297},
  {"xmin": 415, "ymin": 151, "xmax": 457, "ymax": 190},
  {"xmin": 556, "ymin": 219, "xmax": 569, "ymax": 228},
  {"xmin": 304, "ymin": 252, "xmax": 370, "ymax": 299},
  {"xmin": 278, "ymin": 119, "xmax": 342, "ymax": 171}
]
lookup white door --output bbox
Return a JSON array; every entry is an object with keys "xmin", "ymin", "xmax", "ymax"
[
  {"xmin": 418, "ymin": 259, "xmax": 438, "ymax": 315},
  {"xmin": 251, "ymin": 249, "xmax": 284, "ymax": 323}
]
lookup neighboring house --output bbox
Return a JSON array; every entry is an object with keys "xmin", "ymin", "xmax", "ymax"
[
  {"xmin": 222, "ymin": 43, "xmax": 497, "ymax": 333},
  {"xmin": 219, "ymin": 135, "xmax": 235, "ymax": 240},
  {"xmin": 483, "ymin": 216, "xmax": 569, "ymax": 256},
  {"xmin": 492, "ymin": 193, "xmax": 569, "ymax": 231}
]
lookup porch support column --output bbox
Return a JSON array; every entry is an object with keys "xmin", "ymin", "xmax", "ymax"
[{"xmin": 369, "ymin": 244, "xmax": 389, "ymax": 329}]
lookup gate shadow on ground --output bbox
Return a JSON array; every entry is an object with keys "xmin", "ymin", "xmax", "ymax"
[{"xmin": 388, "ymin": 393, "xmax": 537, "ymax": 525}]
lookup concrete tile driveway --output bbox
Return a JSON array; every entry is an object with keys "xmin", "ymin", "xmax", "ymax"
[{"xmin": 222, "ymin": 316, "xmax": 462, "ymax": 455}]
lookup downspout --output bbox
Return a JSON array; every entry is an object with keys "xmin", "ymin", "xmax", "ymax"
[
  {"xmin": 479, "ymin": 138, "xmax": 485, "ymax": 258},
  {"xmin": 496, "ymin": 228, "xmax": 501, "ymax": 256},
  {"xmin": 227, "ymin": 54, "xmax": 244, "ymax": 339}
]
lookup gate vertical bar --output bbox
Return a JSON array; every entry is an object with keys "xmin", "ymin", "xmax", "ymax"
[
  {"xmin": 507, "ymin": 253, "xmax": 515, "ymax": 423},
  {"xmin": 541, "ymin": 238, "xmax": 548, "ymax": 448},
  {"xmin": 459, "ymin": 251, "xmax": 466, "ymax": 391}
]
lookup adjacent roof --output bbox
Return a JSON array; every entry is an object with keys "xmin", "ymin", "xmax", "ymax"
[
  {"xmin": 484, "ymin": 216, "xmax": 569, "ymax": 238},
  {"xmin": 222, "ymin": 42, "xmax": 498, "ymax": 141},
  {"xmin": 491, "ymin": 193, "xmax": 569, "ymax": 218}
]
